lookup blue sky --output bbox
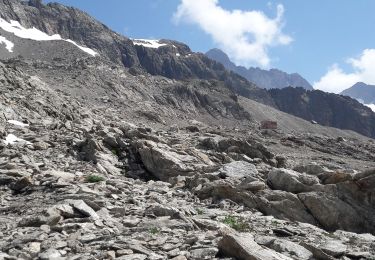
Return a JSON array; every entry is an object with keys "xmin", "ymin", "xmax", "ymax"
[{"xmin": 44, "ymin": 0, "xmax": 375, "ymax": 93}]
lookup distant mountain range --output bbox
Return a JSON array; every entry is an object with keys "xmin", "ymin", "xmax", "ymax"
[
  {"xmin": 206, "ymin": 48, "xmax": 313, "ymax": 90},
  {"xmin": 341, "ymin": 82, "xmax": 375, "ymax": 105}
]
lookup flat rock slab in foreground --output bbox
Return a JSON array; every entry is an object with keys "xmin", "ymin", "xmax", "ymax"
[{"xmin": 218, "ymin": 232, "xmax": 293, "ymax": 260}]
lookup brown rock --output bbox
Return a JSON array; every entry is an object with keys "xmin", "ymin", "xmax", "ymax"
[{"xmin": 11, "ymin": 176, "xmax": 33, "ymax": 192}]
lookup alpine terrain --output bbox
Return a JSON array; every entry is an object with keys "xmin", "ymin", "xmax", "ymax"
[{"xmin": 0, "ymin": 1, "xmax": 375, "ymax": 259}]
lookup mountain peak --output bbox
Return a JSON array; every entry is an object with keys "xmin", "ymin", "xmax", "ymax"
[
  {"xmin": 352, "ymin": 82, "xmax": 369, "ymax": 88},
  {"xmin": 341, "ymin": 82, "xmax": 375, "ymax": 105},
  {"xmin": 205, "ymin": 48, "xmax": 236, "ymax": 70},
  {"xmin": 206, "ymin": 48, "xmax": 230, "ymax": 61},
  {"xmin": 206, "ymin": 48, "xmax": 313, "ymax": 90}
]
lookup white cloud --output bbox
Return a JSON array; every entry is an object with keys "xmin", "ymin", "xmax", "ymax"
[
  {"xmin": 314, "ymin": 49, "xmax": 375, "ymax": 93},
  {"xmin": 173, "ymin": 0, "xmax": 292, "ymax": 68}
]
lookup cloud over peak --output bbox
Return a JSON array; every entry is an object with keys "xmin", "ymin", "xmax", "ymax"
[
  {"xmin": 173, "ymin": 0, "xmax": 292, "ymax": 68},
  {"xmin": 314, "ymin": 49, "xmax": 375, "ymax": 93}
]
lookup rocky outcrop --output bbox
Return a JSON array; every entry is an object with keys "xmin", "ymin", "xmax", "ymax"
[
  {"xmin": 255, "ymin": 190, "xmax": 317, "ymax": 225},
  {"xmin": 135, "ymin": 139, "xmax": 215, "ymax": 181},
  {"xmin": 268, "ymin": 168, "xmax": 320, "ymax": 193},
  {"xmin": 199, "ymin": 136, "xmax": 275, "ymax": 164},
  {"xmin": 268, "ymin": 168, "xmax": 375, "ymax": 234}
]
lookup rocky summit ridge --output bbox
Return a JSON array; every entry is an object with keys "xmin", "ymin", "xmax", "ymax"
[
  {"xmin": 205, "ymin": 48, "xmax": 314, "ymax": 91},
  {"xmin": 0, "ymin": 1, "xmax": 375, "ymax": 259}
]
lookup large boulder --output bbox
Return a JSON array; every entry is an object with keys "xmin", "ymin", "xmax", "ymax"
[
  {"xmin": 293, "ymin": 162, "xmax": 333, "ymax": 176},
  {"xmin": 298, "ymin": 192, "xmax": 367, "ymax": 233},
  {"xmin": 255, "ymin": 190, "xmax": 317, "ymax": 225},
  {"xmin": 218, "ymin": 161, "xmax": 259, "ymax": 180},
  {"xmin": 296, "ymin": 169, "xmax": 375, "ymax": 234},
  {"xmin": 135, "ymin": 140, "xmax": 214, "ymax": 181},
  {"xmin": 192, "ymin": 178, "xmax": 258, "ymax": 209},
  {"xmin": 267, "ymin": 239, "xmax": 313, "ymax": 260},
  {"xmin": 268, "ymin": 168, "xmax": 320, "ymax": 193}
]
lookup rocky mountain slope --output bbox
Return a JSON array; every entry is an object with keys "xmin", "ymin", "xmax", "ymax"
[
  {"xmin": 0, "ymin": 0, "xmax": 273, "ymax": 106},
  {"xmin": 206, "ymin": 48, "xmax": 313, "ymax": 90},
  {"xmin": 1, "ymin": 56, "xmax": 375, "ymax": 259},
  {"xmin": 269, "ymin": 87, "xmax": 375, "ymax": 138},
  {"xmin": 341, "ymin": 82, "xmax": 375, "ymax": 106},
  {"xmin": 0, "ymin": 1, "xmax": 375, "ymax": 259}
]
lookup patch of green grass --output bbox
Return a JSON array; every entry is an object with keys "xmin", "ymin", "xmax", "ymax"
[
  {"xmin": 149, "ymin": 227, "xmax": 160, "ymax": 235},
  {"xmin": 111, "ymin": 149, "xmax": 118, "ymax": 156},
  {"xmin": 86, "ymin": 175, "xmax": 105, "ymax": 183},
  {"xmin": 196, "ymin": 208, "xmax": 204, "ymax": 215},
  {"xmin": 222, "ymin": 215, "xmax": 250, "ymax": 232}
]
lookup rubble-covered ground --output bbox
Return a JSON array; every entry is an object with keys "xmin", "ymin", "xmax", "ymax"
[{"xmin": 0, "ymin": 57, "xmax": 375, "ymax": 260}]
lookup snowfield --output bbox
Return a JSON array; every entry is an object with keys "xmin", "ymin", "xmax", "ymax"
[
  {"xmin": 4, "ymin": 134, "xmax": 31, "ymax": 145},
  {"xmin": 0, "ymin": 18, "xmax": 98, "ymax": 56},
  {"xmin": 7, "ymin": 120, "xmax": 29, "ymax": 127},
  {"xmin": 365, "ymin": 103, "xmax": 375, "ymax": 112},
  {"xmin": 132, "ymin": 39, "xmax": 167, "ymax": 49},
  {"xmin": 0, "ymin": 36, "xmax": 14, "ymax": 52}
]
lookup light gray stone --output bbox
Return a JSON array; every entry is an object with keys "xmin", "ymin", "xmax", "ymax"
[{"xmin": 218, "ymin": 232, "xmax": 293, "ymax": 260}]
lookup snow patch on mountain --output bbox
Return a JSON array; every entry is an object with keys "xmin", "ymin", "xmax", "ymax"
[
  {"xmin": 0, "ymin": 36, "xmax": 14, "ymax": 52},
  {"xmin": 64, "ymin": 39, "xmax": 98, "ymax": 57},
  {"xmin": 7, "ymin": 120, "xmax": 29, "ymax": 127},
  {"xmin": 355, "ymin": 98, "xmax": 375, "ymax": 112},
  {"xmin": 132, "ymin": 39, "xmax": 167, "ymax": 49},
  {"xmin": 365, "ymin": 103, "xmax": 375, "ymax": 112},
  {"xmin": 3, "ymin": 134, "xmax": 31, "ymax": 145},
  {"xmin": 0, "ymin": 18, "xmax": 98, "ymax": 56}
]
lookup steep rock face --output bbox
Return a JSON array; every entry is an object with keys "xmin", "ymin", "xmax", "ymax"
[
  {"xmin": 0, "ymin": 0, "xmax": 139, "ymax": 67},
  {"xmin": 206, "ymin": 48, "xmax": 313, "ymax": 90},
  {"xmin": 341, "ymin": 82, "xmax": 375, "ymax": 104},
  {"xmin": 0, "ymin": 0, "xmax": 274, "ymax": 105},
  {"xmin": 269, "ymin": 87, "xmax": 375, "ymax": 138},
  {"xmin": 135, "ymin": 42, "xmax": 273, "ymax": 105}
]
